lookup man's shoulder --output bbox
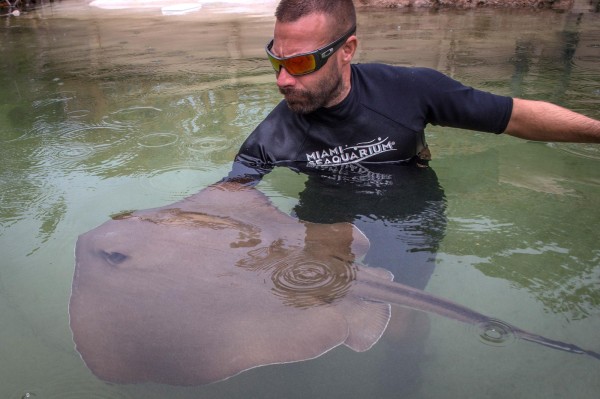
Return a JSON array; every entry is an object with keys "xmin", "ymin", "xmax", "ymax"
[
  {"xmin": 352, "ymin": 63, "xmax": 446, "ymax": 81},
  {"xmin": 351, "ymin": 63, "xmax": 450, "ymax": 98},
  {"xmin": 350, "ymin": 63, "xmax": 450, "ymax": 110}
]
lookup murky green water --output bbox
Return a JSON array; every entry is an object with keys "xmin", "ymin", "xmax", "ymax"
[{"xmin": 1, "ymin": 1, "xmax": 599, "ymax": 398}]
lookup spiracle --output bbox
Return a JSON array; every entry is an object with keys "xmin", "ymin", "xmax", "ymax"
[{"xmin": 270, "ymin": 253, "xmax": 357, "ymax": 308}]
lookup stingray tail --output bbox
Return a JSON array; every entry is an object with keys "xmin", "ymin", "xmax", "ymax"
[
  {"xmin": 516, "ymin": 330, "xmax": 600, "ymax": 360},
  {"xmin": 358, "ymin": 277, "xmax": 600, "ymax": 361}
]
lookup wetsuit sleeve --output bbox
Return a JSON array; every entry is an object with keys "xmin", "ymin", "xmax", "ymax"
[
  {"xmin": 417, "ymin": 68, "xmax": 513, "ymax": 134},
  {"xmin": 220, "ymin": 157, "xmax": 271, "ymax": 186}
]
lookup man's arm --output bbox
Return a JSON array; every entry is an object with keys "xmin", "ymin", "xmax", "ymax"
[{"xmin": 504, "ymin": 98, "xmax": 600, "ymax": 143}]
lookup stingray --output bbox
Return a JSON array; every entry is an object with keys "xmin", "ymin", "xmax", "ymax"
[{"xmin": 69, "ymin": 183, "xmax": 600, "ymax": 386}]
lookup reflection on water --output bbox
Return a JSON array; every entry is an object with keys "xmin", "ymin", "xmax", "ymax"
[{"xmin": 1, "ymin": 1, "xmax": 600, "ymax": 398}]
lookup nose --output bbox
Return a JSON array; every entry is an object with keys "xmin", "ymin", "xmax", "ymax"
[{"xmin": 276, "ymin": 67, "xmax": 296, "ymax": 88}]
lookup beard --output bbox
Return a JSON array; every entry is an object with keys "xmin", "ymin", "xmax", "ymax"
[{"xmin": 279, "ymin": 64, "xmax": 345, "ymax": 114}]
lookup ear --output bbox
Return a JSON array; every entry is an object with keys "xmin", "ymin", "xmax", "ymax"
[{"xmin": 340, "ymin": 35, "xmax": 358, "ymax": 64}]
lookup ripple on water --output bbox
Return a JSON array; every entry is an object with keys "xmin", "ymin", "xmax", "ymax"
[
  {"xmin": 62, "ymin": 124, "xmax": 133, "ymax": 149},
  {"xmin": 449, "ymin": 216, "xmax": 514, "ymax": 233},
  {"xmin": 185, "ymin": 135, "xmax": 231, "ymax": 154},
  {"xmin": 29, "ymin": 143, "xmax": 98, "ymax": 174},
  {"xmin": 8, "ymin": 360, "xmax": 136, "ymax": 399},
  {"xmin": 11, "ymin": 384, "xmax": 133, "ymax": 399},
  {"xmin": 66, "ymin": 109, "xmax": 91, "ymax": 119},
  {"xmin": 138, "ymin": 132, "xmax": 179, "ymax": 148},
  {"xmin": 56, "ymin": 145, "xmax": 95, "ymax": 160},
  {"xmin": 145, "ymin": 166, "xmax": 212, "ymax": 197},
  {"xmin": 103, "ymin": 106, "xmax": 163, "ymax": 128},
  {"xmin": 270, "ymin": 257, "xmax": 357, "ymax": 308},
  {"xmin": 0, "ymin": 127, "xmax": 29, "ymax": 143},
  {"xmin": 26, "ymin": 127, "xmax": 130, "ymax": 173},
  {"xmin": 31, "ymin": 91, "xmax": 76, "ymax": 109},
  {"xmin": 549, "ymin": 142, "xmax": 600, "ymax": 160},
  {"xmin": 10, "ymin": 388, "xmax": 43, "ymax": 399},
  {"xmin": 238, "ymin": 248, "xmax": 358, "ymax": 309},
  {"xmin": 473, "ymin": 319, "xmax": 517, "ymax": 348}
]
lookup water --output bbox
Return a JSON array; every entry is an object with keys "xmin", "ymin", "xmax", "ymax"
[{"xmin": 1, "ymin": 1, "xmax": 599, "ymax": 398}]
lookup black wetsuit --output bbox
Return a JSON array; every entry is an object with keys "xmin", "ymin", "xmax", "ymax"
[
  {"xmin": 227, "ymin": 63, "xmax": 513, "ymax": 289},
  {"xmin": 231, "ymin": 63, "xmax": 512, "ymax": 178}
]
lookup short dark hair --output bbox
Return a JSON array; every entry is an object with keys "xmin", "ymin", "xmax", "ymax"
[{"xmin": 275, "ymin": 0, "xmax": 356, "ymax": 38}]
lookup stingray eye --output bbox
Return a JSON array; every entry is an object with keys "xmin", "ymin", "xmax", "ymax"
[{"xmin": 101, "ymin": 250, "xmax": 128, "ymax": 266}]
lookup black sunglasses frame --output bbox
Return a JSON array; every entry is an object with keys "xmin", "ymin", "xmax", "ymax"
[{"xmin": 266, "ymin": 26, "xmax": 357, "ymax": 76}]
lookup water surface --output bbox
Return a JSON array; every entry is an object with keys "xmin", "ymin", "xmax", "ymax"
[{"xmin": 1, "ymin": 1, "xmax": 599, "ymax": 398}]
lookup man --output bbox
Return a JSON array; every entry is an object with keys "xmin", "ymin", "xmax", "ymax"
[{"xmin": 230, "ymin": 0, "xmax": 600, "ymax": 182}]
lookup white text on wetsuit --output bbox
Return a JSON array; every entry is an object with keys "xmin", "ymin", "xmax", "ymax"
[{"xmin": 305, "ymin": 137, "xmax": 396, "ymax": 167}]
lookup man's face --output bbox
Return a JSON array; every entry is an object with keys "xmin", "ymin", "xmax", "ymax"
[{"xmin": 271, "ymin": 13, "xmax": 348, "ymax": 114}]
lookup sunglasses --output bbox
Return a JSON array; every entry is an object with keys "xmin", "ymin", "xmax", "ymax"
[{"xmin": 265, "ymin": 26, "xmax": 356, "ymax": 76}]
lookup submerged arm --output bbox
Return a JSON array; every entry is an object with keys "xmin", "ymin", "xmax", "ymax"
[{"xmin": 504, "ymin": 98, "xmax": 600, "ymax": 142}]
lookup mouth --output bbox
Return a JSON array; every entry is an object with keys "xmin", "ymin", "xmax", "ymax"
[{"xmin": 280, "ymin": 87, "xmax": 306, "ymax": 101}]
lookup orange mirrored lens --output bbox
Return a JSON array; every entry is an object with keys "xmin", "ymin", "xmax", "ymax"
[
  {"xmin": 284, "ymin": 55, "xmax": 316, "ymax": 75},
  {"xmin": 268, "ymin": 53, "xmax": 317, "ymax": 75},
  {"xmin": 269, "ymin": 56, "xmax": 283, "ymax": 73}
]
